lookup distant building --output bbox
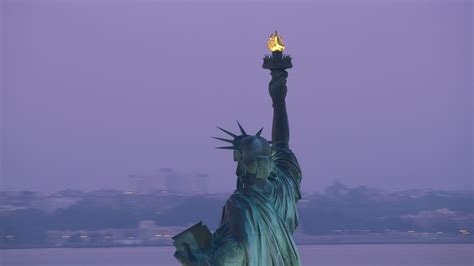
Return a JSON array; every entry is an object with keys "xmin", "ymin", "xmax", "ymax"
[
  {"xmin": 127, "ymin": 168, "xmax": 211, "ymax": 195},
  {"xmin": 193, "ymin": 173, "xmax": 209, "ymax": 194}
]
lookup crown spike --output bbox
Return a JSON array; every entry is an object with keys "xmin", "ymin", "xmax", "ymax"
[
  {"xmin": 256, "ymin": 127, "xmax": 263, "ymax": 136},
  {"xmin": 215, "ymin": 146, "xmax": 236, "ymax": 150},
  {"xmin": 236, "ymin": 120, "xmax": 247, "ymax": 136},
  {"xmin": 217, "ymin": 126, "xmax": 237, "ymax": 138},
  {"xmin": 212, "ymin": 137, "xmax": 234, "ymax": 143}
]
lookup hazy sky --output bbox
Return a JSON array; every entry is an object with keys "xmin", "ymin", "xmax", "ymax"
[{"xmin": 1, "ymin": 0, "xmax": 472, "ymax": 193}]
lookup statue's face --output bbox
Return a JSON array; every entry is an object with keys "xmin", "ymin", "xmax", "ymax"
[{"xmin": 235, "ymin": 136, "xmax": 273, "ymax": 179}]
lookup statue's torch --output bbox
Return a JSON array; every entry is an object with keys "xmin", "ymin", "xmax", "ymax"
[
  {"xmin": 263, "ymin": 31, "xmax": 291, "ymax": 146},
  {"xmin": 262, "ymin": 31, "xmax": 292, "ymax": 70}
]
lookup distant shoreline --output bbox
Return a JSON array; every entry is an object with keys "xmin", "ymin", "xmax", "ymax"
[{"xmin": 2, "ymin": 235, "xmax": 472, "ymax": 250}]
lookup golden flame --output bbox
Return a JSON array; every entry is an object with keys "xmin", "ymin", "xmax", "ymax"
[{"xmin": 267, "ymin": 31, "xmax": 285, "ymax": 52}]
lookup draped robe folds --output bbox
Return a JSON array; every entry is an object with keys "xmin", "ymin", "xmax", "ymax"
[{"xmin": 209, "ymin": 146, "xmax": 302, "ymax": 266}]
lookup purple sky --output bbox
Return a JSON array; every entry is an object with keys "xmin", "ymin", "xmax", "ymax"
[{"xmin": 1, "ymin": 1, "xmax": 472, "ymax": 193}]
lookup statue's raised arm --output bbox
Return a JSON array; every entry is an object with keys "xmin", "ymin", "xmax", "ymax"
[
  {"xmin": 263, "ymin": 32, "xmax": 302, "ymax": 204},
  {"xmin": 269, "ymin": 69, "xmax": 290, "ymax": 148},
  {"xmin": 263, "ymin": 31, "xmax": 293, "ymax": 149}
]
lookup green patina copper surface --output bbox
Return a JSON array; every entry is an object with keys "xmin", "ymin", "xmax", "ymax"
[
  {"xmin": 173, "ymin": 50, "xmax": 300, "ymax": 266},
  {"xmin": 209, "ymin": 145, "xmax": 302, "ymax": 265}
]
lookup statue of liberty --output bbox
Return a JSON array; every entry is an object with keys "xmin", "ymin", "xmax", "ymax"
[{"xmin": 173, "ymin": 31, "xmax": 302, "ymax": 266}]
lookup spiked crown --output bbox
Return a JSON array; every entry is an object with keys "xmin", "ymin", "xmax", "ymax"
[{"xmin": 213, "ymin": 121, "xmax": 270, "ymax": 153}]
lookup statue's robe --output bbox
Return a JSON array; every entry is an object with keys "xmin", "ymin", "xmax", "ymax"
[{"xmin": 210, "ymin": 146, "xmax": 302, "ymax": 266}]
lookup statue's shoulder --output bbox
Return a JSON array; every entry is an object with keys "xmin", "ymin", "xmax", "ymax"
[
  {"xmin": 225, "ymin": 190, "xmax": 265, "ymax": 214},
  {"xmin": 271, "ymin": 145, "xmax": 302, "ymax": 190},
  {"xmin": 225, "ymin": 192, "xmax": 248, "ymax": 210},
  {"xmin": 271, "ymin": 145, "xmax": 300, "ymax": 171}
]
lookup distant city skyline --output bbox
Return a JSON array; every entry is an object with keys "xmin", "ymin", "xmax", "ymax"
[
  {"xmin": 1, "ymin": 1, "xmax": 472, "ymax": 193},
  {"xmin": 126, "ymin": 168, "xmax": 209, "ymax": 195},
  {"xmin": 1, "ymin": 185, "xmax": 473, "ymax": 249}
]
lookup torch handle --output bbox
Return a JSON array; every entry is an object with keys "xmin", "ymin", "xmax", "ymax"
[{"xmin": 269, "ymin": 69, "xmax": 290, "ymax": 147}]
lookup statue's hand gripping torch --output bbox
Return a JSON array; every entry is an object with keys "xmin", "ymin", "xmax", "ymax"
[{"xmin": 262, "ymin": 31, "xmax": 292, "ymax": 147}]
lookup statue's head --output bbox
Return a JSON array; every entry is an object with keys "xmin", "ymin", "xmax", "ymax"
[{"xmin": 214, "ymin": 121, "xmax": 273, "ymax": 180}]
